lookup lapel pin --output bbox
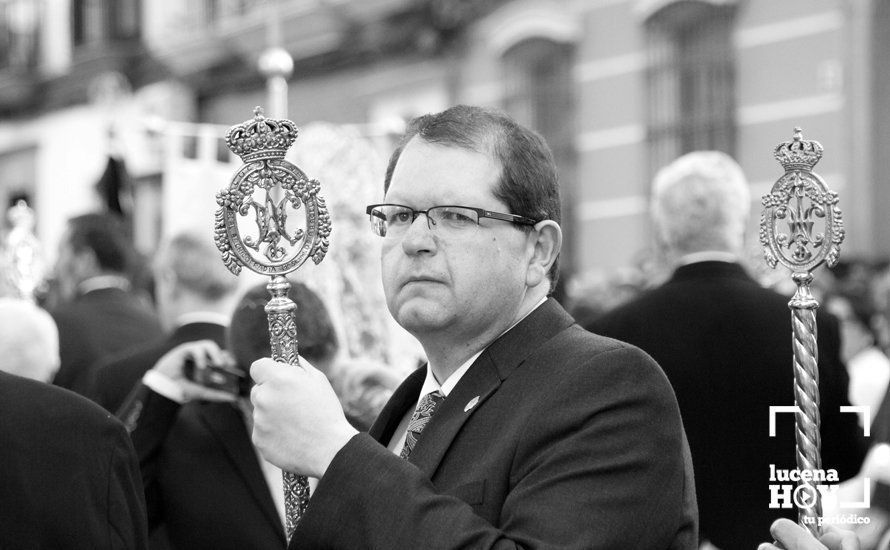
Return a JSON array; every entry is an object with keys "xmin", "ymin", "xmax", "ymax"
[{"xmin": 464, "ymin": 396, "xmax": 480, "ymax": 413}]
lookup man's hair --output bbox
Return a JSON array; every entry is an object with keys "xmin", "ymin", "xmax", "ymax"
[
  {"xmin": 383, "ymin": 105, "xmax": 562, "ymax": 290},
  {"xmin": 227, "ymin": 281, "xmax": 339, "ymax": 369},
  {"xmin": 153, "ymin": 231, "xmax": 238, "ymax": 301},
  {"xmin": 650, "ymin": 151, "xmax": 750, "ymax": 256},
  {"xmin": 65, "ymin": 213, "xmax": 132, "ymax": 273},
  {"xmin": 0, "ymin": 298, "xmax": 59, "ymax": 382}
]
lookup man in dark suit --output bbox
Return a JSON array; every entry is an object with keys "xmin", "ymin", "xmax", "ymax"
[
  {"xmin": 0, "ymin": 307, "xmax": 146, "ymax": 549},
  {"xmin": 118, "ymin": 281, "xmax": 340, "ymax": 550},
  {"xmin": 50, "ymin": 212, "xmax": 163, "ymax": 395},
  {"xmin": 90, "ymin": 230, "xmax": 241, "ymax": 413},
  {"xmin": 250, "ymin": 105, "xmax": 698, "ymax": 548},
  {"xmin": 588, "ymin": 151, "xmax": 867, "ymax": 550}
]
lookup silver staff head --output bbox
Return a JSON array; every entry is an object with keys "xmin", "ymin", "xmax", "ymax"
[
  {"xmin": 214, "ymin": 106, "xmax": 331, "ymax": 277},
  {"xmin": 760, "ymin": 128, "xmax": 844, "ymax": 275}
]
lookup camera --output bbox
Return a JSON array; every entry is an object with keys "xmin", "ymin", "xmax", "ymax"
[{"xmin": 183, "ymin": 357, "xmax": 249, "ymax": 396}]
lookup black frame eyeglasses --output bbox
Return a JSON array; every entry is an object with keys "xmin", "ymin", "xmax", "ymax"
[{"xmin": 365, "ymin": 204, "xmax": 538, "ymax": 238}]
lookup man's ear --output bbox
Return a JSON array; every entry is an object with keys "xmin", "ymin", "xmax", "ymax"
[{"xmin": 525, "ymin": 220, "xmax": 562, "ymax": 288}]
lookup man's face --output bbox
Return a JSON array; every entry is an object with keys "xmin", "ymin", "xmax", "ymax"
[{"xmin": 381, "ymin": 138, "xmax": 531, "ymax": 340}]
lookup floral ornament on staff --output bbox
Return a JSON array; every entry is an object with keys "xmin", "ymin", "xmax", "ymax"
[
  {"xmin": 760, "ymin": 127, "xmax": 843, "ymax": 272},
  {"xmin": 215, "ymin": 106, "xmax": 331, "ymax": 276}
]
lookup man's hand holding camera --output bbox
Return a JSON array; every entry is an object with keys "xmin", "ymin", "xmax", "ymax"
[{"xmin": 149, "ymin": 340, "xmax": 241, "ymax": 403}]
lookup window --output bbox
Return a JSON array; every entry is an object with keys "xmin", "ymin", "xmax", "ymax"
[
  {"xmin": 502, "ymin": 37, "xmax": 577, "ymax": 279},
  {"xmin": 503, "ymin": 38, "xmax": 574, "ymax": 142},
  {"xmin": 189, "ymin": 0, "xmax": 263, "ymax": 29},
  {"xmin": 109, "ymin": 0, "xmax": 140, "ymax": 41},
  {"xmin": 645, "ymin": 1, "xmax": 736, "ymax": 175},
  {"xmin": 0, "ymin": 145, "xmax": 37, "ymax": 219},
  {"xmin": 0, "ymin": 0, "xmax": 40, "ymax": 71},
  {"xmin": 73, "ymin": 0, "xmax": 139, "ymax": 46}
]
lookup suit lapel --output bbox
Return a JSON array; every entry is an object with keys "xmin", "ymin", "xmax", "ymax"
[
  {"xmin": 196, "ymin": 402, "xmax": 286, "ymax": 544},
  {"xmin": 406, "ymin": 298, "xmax": 576, "ymax": 476},
  {"xmin": 406, "ymin": 354, "xmax": 500, "ymax": 476},
  {"xmin": 482, "ymin": 298, "xmax": 575, "ymax": 381}
]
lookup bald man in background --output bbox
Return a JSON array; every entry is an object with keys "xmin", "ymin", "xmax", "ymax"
[
  {"xmin": 589, "ymin": 151, "xmax": 864, "ymax": 549},
  {"xmin": 0, "ymin": 297, "xmax": 60, "ymax": 382},
  {"xmin": 0, "ymin": 298, "xmax": 147, "ymax": 548}
]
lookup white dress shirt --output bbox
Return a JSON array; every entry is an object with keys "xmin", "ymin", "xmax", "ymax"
[
  {"xmin": 238, "ymin": 400, "xmax": 316, "ymax": 534},
  {"xmin": 77, "ymin": 274, "xmax": 131, "ymax": 294}
]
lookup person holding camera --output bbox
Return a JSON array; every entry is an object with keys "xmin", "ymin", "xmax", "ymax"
[
  {"xmin": 90, "ymin": 230, "xmax": 241, "ymax": 413},
  {"xmin": 117, "ymin": 280, "xmax": 339, "ymax": 550}
]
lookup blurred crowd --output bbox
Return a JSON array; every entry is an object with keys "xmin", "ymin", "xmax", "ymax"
[
  {"xmin": 567, "ymin": 253, "xmax": 890, "ymax": 421},
  {"xmin": 0, "ymin": 204, "xmax": 413, "ymax": 425},
  {"xmin": 566, "ymin": 249, "xmax": 890, "ymax": 550},
  {"xmin": 2, "ymin": 202, "xmax": 889, "ymax": 549},
  {"xmin": 0, "ymin": 215, "xmax": 411, "ymax": 549},
  {"xmin": 2, "ymin": 206, "xmax": 886, "ymax": 549}
]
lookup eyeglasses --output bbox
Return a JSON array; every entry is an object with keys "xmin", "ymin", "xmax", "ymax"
[{"xmin": 365, "ymin": 204, "xmax": 537, "ymax": 238}]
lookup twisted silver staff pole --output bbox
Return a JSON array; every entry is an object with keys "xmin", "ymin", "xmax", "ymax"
[
  {"xmin": 760, "ymin": 128, "xmax": 844, "ymax": 537},
  {"xmin": 214, "ymin": 107, "xmax": 332, "ymax": 541}
]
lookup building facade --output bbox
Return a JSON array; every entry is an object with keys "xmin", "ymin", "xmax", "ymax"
[{"xmin": 0, "ymin": 0, "xmax": 887, "ymax": 282}]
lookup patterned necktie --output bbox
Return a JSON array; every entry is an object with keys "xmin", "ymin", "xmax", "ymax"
[{"xmin": 400, "ymin": 390, "xmax": 445, "ymax": 460}]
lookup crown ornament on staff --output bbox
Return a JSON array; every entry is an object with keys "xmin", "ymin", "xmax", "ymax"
[
  {"xmin": 773, "ymin": 127, "xmax": 824, "ymax": 172},
  {"xmin": 760, "ymin": 127, "xmax": 843, "ymax": 538},
  {"xmin": 225, "ymin": 107, "xmax": 298, "ymax": 161},
  {"xmin": 214, "ymin": 106, "xmax": 332, "ymax": 541}
]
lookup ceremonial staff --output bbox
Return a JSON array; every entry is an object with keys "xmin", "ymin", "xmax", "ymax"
[
  {"xmin": 3, "ymin": 199, "xmax": 44, "ymax": 302},
  {"xmin": 214, "ymin": 107, "xmax": 332, "ymax": 540},
  {"xmin": 761, "ymin": 128, "xmax": 844, "ymax": 536}
]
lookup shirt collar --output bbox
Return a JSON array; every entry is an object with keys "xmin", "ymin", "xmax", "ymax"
[
  {"xmin": 677, "ymin": 251, "xmax": 739, "ymax": 266},
  {"xmin": 174, "ymin": 311, "xmax": 230, "ymax": 328},
  {"xmin": 77, "ymin": 275, "xmax": 130, "ymax": 294},
  {"xmin": 419, "ymin": 349, "xmax": 481, "ymax": 398}
]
